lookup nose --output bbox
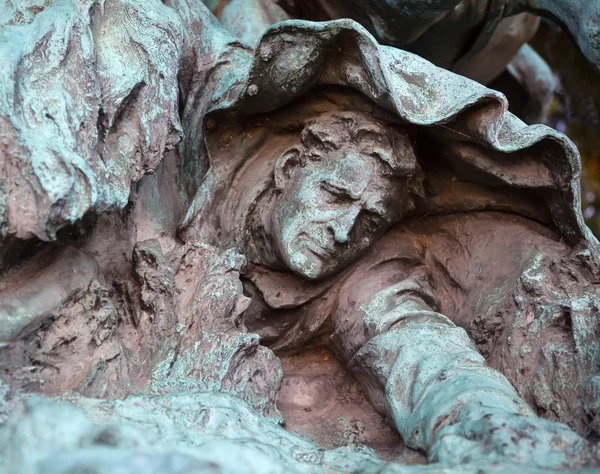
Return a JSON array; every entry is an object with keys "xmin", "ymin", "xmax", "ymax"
[{"xmin": 328, "ymin": 207, "xmax": 361, "ymax": 244}]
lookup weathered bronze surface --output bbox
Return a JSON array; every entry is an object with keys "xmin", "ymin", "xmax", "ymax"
[
  {"xmin": 210, "ymin": 0, "xmax": 600, "ymax": 125},
  {"xmin": 1, "ymin": 2, "xmax": 599, "ymax": 473}
]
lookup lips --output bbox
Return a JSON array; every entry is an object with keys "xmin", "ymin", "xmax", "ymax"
[{"xmin": 298, "ymin": 234, "xmax": 335, "ymax": 258}]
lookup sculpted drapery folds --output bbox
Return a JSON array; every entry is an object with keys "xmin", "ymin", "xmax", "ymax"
[
  {"xmin": 178, "ymin": 17, "xmax": 600, "ymax": 468},
  {"xmin": 2, "ymin": 3, "xmax": 600, "ymax": 473},
  {"xmin": 178, "ymin": 91, "xmax": 600, "ymax": 468},
  {"xmin": 210, "ymin": 0, "xmax": 600, "ymax": 126}
]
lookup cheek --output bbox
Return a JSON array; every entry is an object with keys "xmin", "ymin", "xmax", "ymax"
[
  {"xmin": 277, "ymin": 184, "xmax": 324, "ymax": 235},
  {"xmin": 347, "ymin": 223, "xmax": 390, "ymax": 255},
  {"xmin": 275, "ymin": 202, "xmax": 311, "ymax": 252},
  {"xmin": 352, "ymin": 235, "xmax": 377, "ymax": 256}
]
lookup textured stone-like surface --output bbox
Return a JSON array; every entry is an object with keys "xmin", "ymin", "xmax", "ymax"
[
  {"xmin": 2, "ymin": 389, "xmax": 600, "ymax": 474},
  {"xmin": 1, "ymin": 240, "xmax": 282, "ymax": 418},
  {"xmin": 0, "ymin": 0, "xmax": 182, "ymax": 241},
  {"xmin": 167, "ymin": 0, "xmax": 253, "ymax": 197},
  {"xmin": 1, "ymin": 5, "xmax": 600, "ymax": 474},
  {"xmin": 0, "ymin": 391, "xmax": 381, "ymax": 474},
  {"xmin": 214, "ymin": 0, "xmax": 600, "ymax": 78}
]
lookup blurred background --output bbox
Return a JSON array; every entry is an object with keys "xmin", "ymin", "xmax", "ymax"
[{"xmin": 531, "ymin": 21, "xmax": 600, "ymax": 237}]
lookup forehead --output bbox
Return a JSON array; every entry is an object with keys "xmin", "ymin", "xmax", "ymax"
[
  {"xmin": 304, "ymin": 116, "xmax": 392, "ymax": 151},
  {"xmin": 307, "ymin": 150, "xmax": 398, "ymax": 200},
  {"xmin": 309, "ymin": 145, "xmax": 382, "ymax": 175},
  {"xmin": 328, "ymin": 151, "xmax": 376, "ymax": 191}
]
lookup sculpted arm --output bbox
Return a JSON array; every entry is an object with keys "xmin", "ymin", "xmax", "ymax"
[
  {"xmin": 516, "ymin": 0, "xmax": 600, "ymax": 74},
  {"xmin": 209, "ymin": 0, "xmax": 290, "ymax": 47},
  {"xmin": 297, "ymin": 0, "xmax": 463, "ymax": 45},
  {"xmin": 211, "ymin": 0, "xmax": 462, "ymax": 46},
  {"xmin": 331, "ymin": 260, "xmax": 590, "ymax": 467}
]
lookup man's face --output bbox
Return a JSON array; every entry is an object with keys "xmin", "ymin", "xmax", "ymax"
[{"xmin": 271, "ymin": 145, "xmax": 405, "ymax": 280}]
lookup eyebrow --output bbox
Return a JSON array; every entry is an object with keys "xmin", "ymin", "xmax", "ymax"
[
  {"xmin": 323, "ymin": 179, "xmax": 391, "ymax": 219},
  {"xmin": 364, "ymin": 202, "xmax": 390, "ymax": 220},
  {"xmin": 322, "ymin": 179, "xmax": 361, "ymax": 200}
]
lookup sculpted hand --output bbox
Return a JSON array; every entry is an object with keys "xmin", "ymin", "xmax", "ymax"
[{"xmin": 430, "ymin": 411, "xmax": 599, "ymax": 470}]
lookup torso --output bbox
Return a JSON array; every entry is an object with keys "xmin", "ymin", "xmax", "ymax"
[
  {"xmin": 244, "ymin": 210, "xmax": 570, "ymax": 457},
  {"xmin": 243, "ymin": 211, "xmax": 569, "ymax": 351}
]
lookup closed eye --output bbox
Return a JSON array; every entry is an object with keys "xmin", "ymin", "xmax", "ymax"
[
  {"xmin": 320, "ymin": 181, "xmax": 355, "ymax": 201},
  {"xmin": 360, "ymin": 212, "xmax": 381, "ymax": 232}
]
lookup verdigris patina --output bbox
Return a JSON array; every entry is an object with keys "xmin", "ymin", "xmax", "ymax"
[
  {"xmin": 1, "ymin": 2, "xmax": 600, "ymax": 473},
  {"xmin": 210, "ymin": 0, "xmax": 600, "ymax": 78},
  {"xmin": 207, "ymin": 0, "xmax": 600, "ymax": 124}
]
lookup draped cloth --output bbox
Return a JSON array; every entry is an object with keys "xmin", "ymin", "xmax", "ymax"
[
  {"xmin": 182, "ymin": 18, "xmax": 596, "ymax": 252},
  {"xmin": 179, "ymin": 17, "xmax": 600, "ymax": 457}
]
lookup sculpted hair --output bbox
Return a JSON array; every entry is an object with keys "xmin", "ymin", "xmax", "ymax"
[{"xmin": 299, "ymin": 112, "xmax": 424, "ymax": 195}]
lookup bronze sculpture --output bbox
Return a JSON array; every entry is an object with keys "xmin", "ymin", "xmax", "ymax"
[
  {"xmin": 1, "ymin": 2, "xmax": 600, "ymax": 473},
  {"xmin": 176, "ymin": 21, "xmax": 600, "ymax": 464},
  {"xmin": 209, "ymin": 0, "xmax": 600, "ymax": 124}
]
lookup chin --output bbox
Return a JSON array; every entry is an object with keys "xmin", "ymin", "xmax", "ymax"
[
  {"xmin": 285, "ymin": 250, "xmax": 328, "ymax": 280},
  {"xmin": 290, "ymin": 260, "xmax": 326, "ymax": 280}
]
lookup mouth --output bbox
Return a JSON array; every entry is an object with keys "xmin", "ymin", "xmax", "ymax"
[{"xmin": 297, "ymin": 234, "xmax": 335, "ymax": 259}]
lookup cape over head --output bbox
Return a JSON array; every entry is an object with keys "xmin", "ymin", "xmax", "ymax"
[{"xmin": 194, "ymin": 19, "xmax": 596, "ymax": 251}]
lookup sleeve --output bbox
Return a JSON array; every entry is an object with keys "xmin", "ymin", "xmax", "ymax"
[
  {"xmin": 216, "ymin": 0, "xmax": 291, "ymax": 48},
  {"xmin": 330, "ymin": 259, "xmax": 535, "ymax": 452}
]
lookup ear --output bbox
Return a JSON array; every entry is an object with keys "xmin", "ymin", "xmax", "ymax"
[{"xmin": 274, "ymin": 146, "xmax": 301, "ymax": 190}]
